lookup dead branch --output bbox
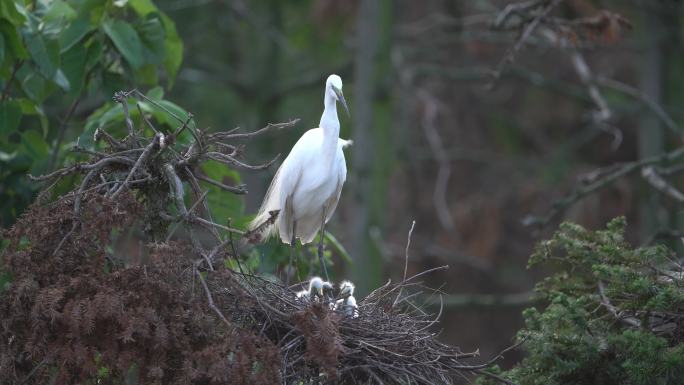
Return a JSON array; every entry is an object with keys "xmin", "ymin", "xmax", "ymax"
[
  {"xmin": 524, "ymin": 145, "xmax": 684, "ymax": 227},
  {"xmin": 196, "ymin": 174, "xmax": 247, "ymax": 194},
  {"xmin": 490, "ymin": 0, "xmax": 563, "ymax": 82},
  {"xmin": 641, "ymin": 166, "xmax": 684, "ymax": 203}
]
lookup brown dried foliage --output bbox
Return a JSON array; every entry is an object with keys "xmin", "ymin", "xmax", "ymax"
[{"xmin": 0, "ymin": 195, "xmax": 280, "ymax": 385}]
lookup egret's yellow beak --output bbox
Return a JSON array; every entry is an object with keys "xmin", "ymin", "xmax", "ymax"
[{"xmin": 333, "ymin": 86, "xmax": 350, "ymax": 117}]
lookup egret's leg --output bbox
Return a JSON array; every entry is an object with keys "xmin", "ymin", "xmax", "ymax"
[
  {"xmin": 318, "ymin": 210, "xmax": 329, "ymax": 281},
  {"xmin": 287, "ymin": 220, "xmax": 297, "ymax": 286}
]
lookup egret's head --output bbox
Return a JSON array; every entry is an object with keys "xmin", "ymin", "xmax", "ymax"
[
  {"xmin": 326, "ymin": 74, "xmax": 350, "ymax": 117},
  {"xmin": 339, "ymin": 280, "xmax": 355, "ymax": 297},
  {"xmin": 309, "ymin": 277, "xmax": 324, "ymax": 298},
  {"xmin": 322, "ymin": 281, "xmax": 335, "ymax": 300}
]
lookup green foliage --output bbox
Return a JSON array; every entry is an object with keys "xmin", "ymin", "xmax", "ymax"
[
  {"xmin": 0, "ymin": 0, "xmax": 183, "ymax": 226},
  {"xmin": 478, "ymin": 218, "xmax": 684, "ymax": 385}
]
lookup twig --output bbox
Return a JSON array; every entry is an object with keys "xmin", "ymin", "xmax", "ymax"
[
  {"xmin": 211, "ymin": 119, "xmax": 300, "ymax": 140},
  {"xmin": 523, "ymin": 145, "xmax": 684, "ymax": 227},
  {"xmin": 474, "ymin": 369, "xmax": 518, "ymax": 385},
  {"xmin": 195, "ymin": 267, "xmax": 233, "ymax": 330},
  {"xmin": 394, "ymin": 220, "xmax": 416, "ymax": 307},
  {"xmin": 94, "ymin": 127, "xmax": 127, "ymax": 150},
  {"xmin": 165, "ymin": 190, "xmax": 210, "ymax": 242},
  {"xmin": 109, "ymin": 134, "xmax": 159, "ymax": 199},
  {"xmin": 196, "ymin": 174, "xmax": 247, "ymax": 194},
  {"xmin": 207, "ymin": 151, "xmax": 281, "ymax": 171},
  {"xmin": 113, "ymin": 90, "xmax": 139, "ymax": 147},
  {"xmin": 597, "ymin": 281, "xmax": 641, "ymax": 328},
  {"xmin": 641, "ymin": 166, "xmax": 684, "ymax": 203},
  {"xmin": 29, "ymin": 156, "xmax": 134, "ymax": 182},
  {"xmin": 490, "ymin": 0, "xmax": 563, "ymax": 82},
  {"xmin": 418, "ymin": 90, "xmax": 454, "ymax": 230},
  {"xmin": 1, "ymin": 60, "xmax": 22, "ymax": 101},
  {"xmin": 48, "ymin": 99, "xmax": 81, "ymax": 171},
  {"xmin": 136, "ymin": 102, "xmax": 160, "ymax": 135},
  {"xmin": 192, "ymin": 216, "xmax": 245, "ymax": 235},
  {"xmin": 162, "ymin": 163, "xmax": 188, "ymax": 216},
  {"xmin": 595, "ymin": 75, "xmax": 683, "ymax": 137}
]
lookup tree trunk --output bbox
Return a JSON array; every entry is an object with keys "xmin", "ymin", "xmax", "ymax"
[{"xmin": 349, "ymin": 0, "xmax": 383, "ymax": 293}]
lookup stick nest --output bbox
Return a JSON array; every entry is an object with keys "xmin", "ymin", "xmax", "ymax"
[{"xmin": 0, "ymin": 90, "xmax": 511, "ymax": 385}]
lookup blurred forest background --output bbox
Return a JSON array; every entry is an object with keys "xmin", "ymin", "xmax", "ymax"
[{"xmin": 2, "ymin": 0, "xmax": 684, "ymax": 370}]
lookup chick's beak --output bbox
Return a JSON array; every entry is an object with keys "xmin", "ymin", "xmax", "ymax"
[{"xmin": 333, "ymin": 87, "xmax": 350, "ymax": 117}]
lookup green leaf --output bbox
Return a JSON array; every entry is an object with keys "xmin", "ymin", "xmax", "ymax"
[
  {"xmin": 0, "ymin": 0, "xmax": 26, "ymax": 25},
  {"xmin": 0, "ymin": 100, "xmax": 21, "ymax": 136},
  {"xmin": 84, "ymin": 37, "xmax": 103, "ymax": 70},
  {"xmin": 52, "ymin": 68, "xmax": 70, "ymax": 91},
  {"xmin": 61, "ymin": 43, "xmax": 86, "ymax": 96},
  {"xmin": 24, "ymin": 32, "xmax": 57, "ymax": 79},
  {"xmin": 136, "ymin": 14, "xmax": 165, "ymax": 64},
  {"xmin": 20, "ymin": 130, "xmax": 49, "ymax": 160},
  {"xmin": 160, "ymin": 13, "xmax": 182, "ymax": 88},
  {"xmin": 17, "ymin": 98, "xmax": 47, "ymax": 132},
  {"xmin": 43, "ymin": 1, "xmax": 77, "ymax": 24},
  {"xmin": 128, "ymin": 0, "xmax": 158, "ymax": 16},
  {"xmin": 102, "ymin": 19, "xmax": 144, "ymax": 69},
  {"xmin": 59, "ymin": 17, "xmax": 93, "ymax": 53},
  {"xmin": 134, "ymin": 63, "xmax": 158, "ymax": 85},
  {"xmin": 137, "ymin": 98, "xmax": 188, "ymax": 129},
  {"xmin": 19, "ymin": 70, "xmax": 47, "ymax": 103},
  {"xmin": 146, "ymin": 85, "xmax": 163, "ymax": 99},
  {"xmin": 0, "ymin": 19, "xmax": 28, "ymax": 59},
  {"xmin": 0, "ymin": 150, "xmax": 16, "ymax": 162}
]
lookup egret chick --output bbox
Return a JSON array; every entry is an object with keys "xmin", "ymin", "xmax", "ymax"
[
  {"xmin": 322, "ymin": 281, "xmax": 335, "ymax": 303},
  {"xmin": 335, "ymin": 295, "xmax": 358, "ymax": 318},
  {"xmin": 249, "ymin": 74, "xmax": 350, "ymax": 283},
  {"xmin": 295, "ymin": 277, "xmax": 325, "ymax": 301},
  {"xmin": 338, "ymin": 280, "xmax": 355, "ymax": 297},
  {"xmin": 334, "ymin": 280, "xmax": 358, "ymax": 317}
]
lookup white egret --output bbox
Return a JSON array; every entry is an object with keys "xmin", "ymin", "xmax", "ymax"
[
  {"xmin": 338, "ymin": 280, "xmax": 355, "ymax": 297},
  {"xmin": 335, "ymin": 295, "xmax": 358, "ymax": 318},
  {"xmin": 249, "ymin": 74, "xmax": 350, "ymax": 282},
  {"xmin": 334, "ymin": 280, "xmax": 358, "ymax": 317},
  {"xmin": 322, "ymin": 281, "xmax": 335, "ymax": 303},
  {"xmin": 295, "ymin": 276, "xmax": 325, "ymax": 301}
]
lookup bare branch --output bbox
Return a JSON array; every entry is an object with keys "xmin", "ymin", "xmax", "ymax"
[
  {"xmin": 113, "ymin": 90, "xmax": 139, "ymax": 147},
  {"xmin": 641, "ymin": 166, "xmax": 684, "ymax": 203},
  {"xmin": 490, "ymin": 0, "xmax": 563, "ymax": 82},
  {"xmin": 210, "ymin": 119, "xmax": 300, "ymax": 140},
  {"xmin": 196, "ymin": 174, "xmax": 247, "ymax": 194},
  {"xmin": 110, "ymin": 134, "xmax": 160, "ymax": 199}
]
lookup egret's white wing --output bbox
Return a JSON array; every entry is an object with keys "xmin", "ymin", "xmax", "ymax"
[
  {"xmin": 324, "ymin": 146, "xmax": 347, "ymax": 224},
  {"xmin": 248, "ymin": 129, "xmax": 314, "ymax": 240}
]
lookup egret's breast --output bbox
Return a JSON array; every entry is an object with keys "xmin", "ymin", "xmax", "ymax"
[{"xmin": 292, "ymin": 161, "xmax": 340, "ymax": 216}]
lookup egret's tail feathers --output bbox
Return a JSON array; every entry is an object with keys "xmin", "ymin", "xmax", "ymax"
[
  {"xmin": 247, "ymin": 167, "xmax": 283, "ymax": 242},
  {"xmin": 339, "ymin": 138, "xmax": 353, "ymax": 149}
]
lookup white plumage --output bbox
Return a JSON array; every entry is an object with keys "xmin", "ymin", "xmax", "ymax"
[
  {"xmin": 334, "ymin": 280, "xmax": 358, "ymax": 318},
  {"xmin": 338, "ymin": 280, "xmax": 355, "ymax": 297},
  {"xmin": 249, "ymin": 74, "xmax": 350, "ymax": 245},
  {"xmin": 335, "ymin": 295, "xmax": 358, "ymax": 318},
  {"xmin": 296, "ymin": 276, "xmax": 325, "ymax": 300}
]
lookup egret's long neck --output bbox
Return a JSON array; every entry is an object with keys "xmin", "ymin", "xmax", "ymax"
[{"xmin": 319, "ymin": 90, "xmax": 340, "ymax": 143}]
